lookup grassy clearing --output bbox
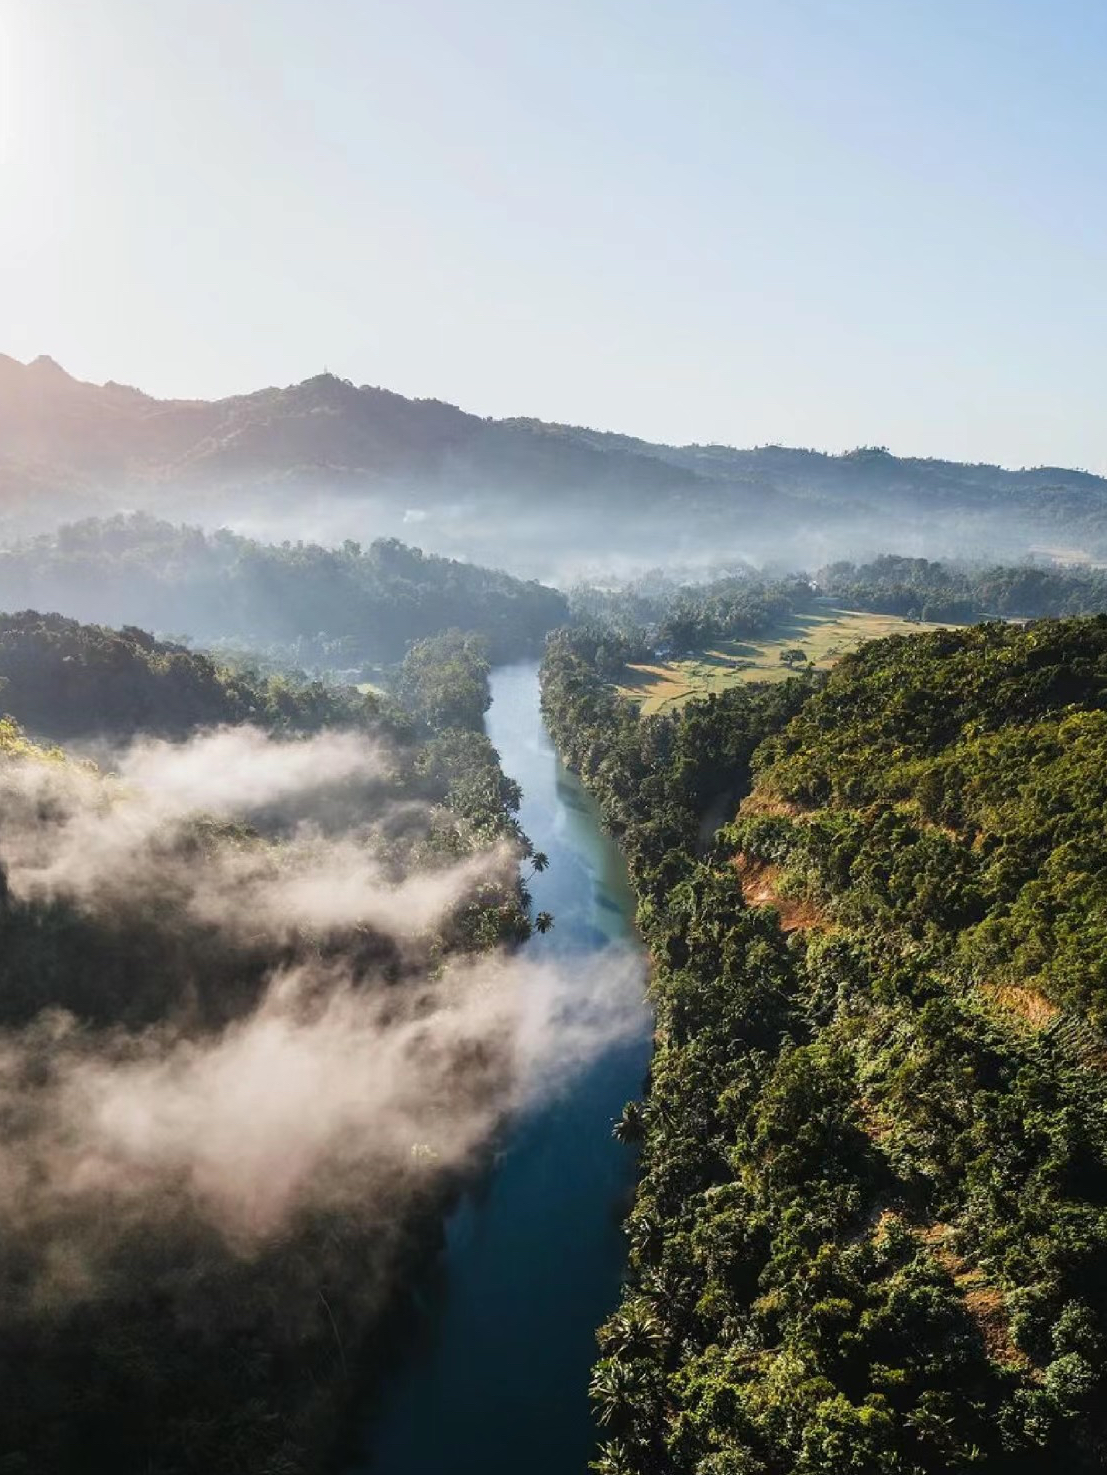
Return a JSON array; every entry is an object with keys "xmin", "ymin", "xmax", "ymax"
[
  {"xmin": 1027, "ymin": 544, "xmax": 1096, "ymax": 566},
  {"xmin": 615, "ymin": 605, "xmax": 956, "ymax": 715}
]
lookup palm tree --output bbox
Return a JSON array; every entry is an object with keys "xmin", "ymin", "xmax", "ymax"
[
  {"xmin": 589, "ymin": 1357, "xmax": 646, "ymax": 1435},
  {"xmin": 591, "ymin": 1439, "xmax": 635, "ymax": 1475},
  {"xmin": 612, "ymin": 1100, "xmax": 645, "ymax": 1146},
  {"xmin": 601, "ymin": 1300, "xmax": 663, "ymax": 1359},
  {"xmin": 534, "ymin": 910, "xmax": 554, "ymax": 934},
  {"xmin": 628, "ymin": 1212, "xmax": 666, "ymax": 1266}
]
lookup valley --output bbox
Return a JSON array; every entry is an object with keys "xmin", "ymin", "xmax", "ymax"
[{"xmin": 614, "ymin": 604, "xmax": 954, "ymax": 712}]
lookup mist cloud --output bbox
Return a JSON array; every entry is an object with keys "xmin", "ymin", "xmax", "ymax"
[
  {"xmin": 115, "ymin": 726, "xmax": 392, "ymax": 816},
  {"xmin": 0, "ymin": 725, "xmax": 513, "ymax": 942},
  {"xmin": 0, "ymin": 726, "xmax": 647, "ymax": 1308},
  {"xmin": 0, "ymin": 947, "xmax": 645, "ymax": 1298}
]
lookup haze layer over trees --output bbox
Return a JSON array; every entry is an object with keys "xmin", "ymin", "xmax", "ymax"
[
  {"xmin": 0, "ymin": 515, "xmax": 568, "ymax": 667},
  {"xmin": 3, "ymin": 353, "xmax": 1107, "ymax": 578}
]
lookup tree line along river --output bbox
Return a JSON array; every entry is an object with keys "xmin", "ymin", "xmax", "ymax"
[{"xmin": 354, "ymin": 660, "xmax": 652, "ymax": 1474}]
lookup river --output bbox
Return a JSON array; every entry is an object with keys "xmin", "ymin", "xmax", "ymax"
[{"xmin": 356, "ymin": 660, "xmax": 652, "ymax": 1474}]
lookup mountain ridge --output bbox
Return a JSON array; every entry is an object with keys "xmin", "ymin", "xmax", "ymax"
[
  {"xmin": 2, "ymin": 354, "xmax": 1106, "ymax": 570},
  {"xmin": 4, "ymin": 352, "xmax": 1102, "ymax": 487}
]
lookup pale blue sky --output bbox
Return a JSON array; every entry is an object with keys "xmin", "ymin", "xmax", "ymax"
[{"xmin": 2, "ymin": 0, "xmax": 1105, "ymax": 468}]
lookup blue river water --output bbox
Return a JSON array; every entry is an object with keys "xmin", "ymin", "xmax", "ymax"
[{"xmin": 355, "ymin": 660, "xmax": 651, "ymax": 1474}]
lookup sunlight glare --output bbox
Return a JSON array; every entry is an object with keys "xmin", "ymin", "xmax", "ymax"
[{"xmin": 0, "ymin": 8, "xmax": 28, "ymax": 178}]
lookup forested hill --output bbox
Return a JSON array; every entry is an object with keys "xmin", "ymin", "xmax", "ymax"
[
  {"xmin": 4, "ymin": 354, "xmax": 1107, "ymax": 564},
  {"xmin": 2, "ymin": 353, "xmax": 1102, "ymax": 512},
  {"xmin": 0, "ymin": 609, "xmax": 541, "ymax": 1472},
  {"xmin": 0, "ymin": 610, "xmax": 381, "ymax": 738},
  {"xmin": 541, "ymin": 618, "xmax": 1107, "ymax": 1474},
  {"xmin": 0, "ymin": 516, "xmax": 569, "ymax": 664},
  {"xmin": 571, "ymin": 556, "xmax": 1107, "ymax": 658},
  {"xmin": 0, "ymin": 353, "xmax": 696, "ymax": 505},
  {"xmin": 818, "ymin": 554, "xmax": 1107, "ymax": 623},
  {"xmin": 735, "ymin": 617, "xmax": 1107, "ymax": 1022}
]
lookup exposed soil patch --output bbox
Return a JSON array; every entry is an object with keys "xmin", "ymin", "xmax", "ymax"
[
  {"xmin": 738, "ymin": 790, "xmax": 811, "ymax": 821},
  {"xmin": 986, "ymin": 982, "xmax": 1061, "ymax": 1030},
  {"xmin": 733, "ymin": 853, "xmax": 825, "ymax": 932},
  {"xmin": 919, "ymin": 1222, "xmax": 1031, "ymax": 1371}
]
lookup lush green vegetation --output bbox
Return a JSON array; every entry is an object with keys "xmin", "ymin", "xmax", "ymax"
[
  {"xmin": 0, "ymin": 609, "xmax": 384, "ymax": 739},
  {"xmin": 818, "ymin": 554, "xmax": 1107, "ymax": 624},
  {"xmin": 542, "ymin": 617, "xmax": 1107, "ymax": 1475},
  {"xmin": 573, "ymin": 557, "xmax": 1107, "ymax": 717},
  {"xmin": 568, "ymin": 573, "xmax": 815, "ymax": 656},
  {"xmin": 0, "ymin": 514, "xmax": 569, "ymax": 666},
  {"xmin": 398, "ymin": 628, "xmax": 493, "ymax": 732},
  {"xmin": 737, "ymin": 617, "xmax": 1107, "ymax": 1023},
  {"xmin": 571, "ymin": 555, "xmax": 1107, "ymax": 667},
  {"xmin": 0, "ymin": 613, "xmax": 538, "ymax": 1474}
]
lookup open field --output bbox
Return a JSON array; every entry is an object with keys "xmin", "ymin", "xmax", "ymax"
[
  {"xmin": 615, "ymin": 605, "xmax": 956, "ymax": 715},
  {"xmin": 1027, "ymin": 544, "xmax": 1098, "ymax": 566}
]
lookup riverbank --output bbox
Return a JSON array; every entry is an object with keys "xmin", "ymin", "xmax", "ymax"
[{"xmin": 356, "ymin": 661, "xmax": 652, "ymax": 1474}]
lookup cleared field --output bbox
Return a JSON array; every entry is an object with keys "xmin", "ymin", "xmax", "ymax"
[
  {"xmin": 1027, "ymin": 544, "xmax": 1097, "ymax": 566},
  {"xmin": 616, "ymin": 606, "xmax": 954, "ymax": 715}
]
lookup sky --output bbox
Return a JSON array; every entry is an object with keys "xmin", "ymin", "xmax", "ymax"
[{"xmin": 2, "ymin": 0, "xmax": 1105, "ymax": 469}]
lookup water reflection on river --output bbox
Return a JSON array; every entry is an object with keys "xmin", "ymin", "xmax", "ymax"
[{"xmin": 356, "ymin": 661, "xmax": 651, "ymax": 1475}]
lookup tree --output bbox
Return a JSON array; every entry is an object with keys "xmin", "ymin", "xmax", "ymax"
[
  {"xmin": 612, "ymin": 1100, "xmax": 646, "ymax": 1146},
  {"xmin": 600, "ymin": 1299, "xmax": 663, "ymax": 1358}
]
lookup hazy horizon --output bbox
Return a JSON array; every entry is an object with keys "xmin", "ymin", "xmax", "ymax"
[
  {"xmin": 5, "ymin": 348, "xmax": 1104, "ymax": 479},
  {"xmin": 4, "ymin": 0, "xmax": 1107, "ymax": 472}
]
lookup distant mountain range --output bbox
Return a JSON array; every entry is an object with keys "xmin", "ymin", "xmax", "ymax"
[
  {"xmin": 2, "ymin": 353, "xmax": 1104, "ymax": 574},
  {"xmin": 0, "ymin": 353, "xmax": 693, "ymax": 499}
]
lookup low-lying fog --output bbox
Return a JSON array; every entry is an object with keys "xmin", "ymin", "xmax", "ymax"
[{"xmin": 163, "ymin": 486, "xmax": 1093, "ymax": 586}]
